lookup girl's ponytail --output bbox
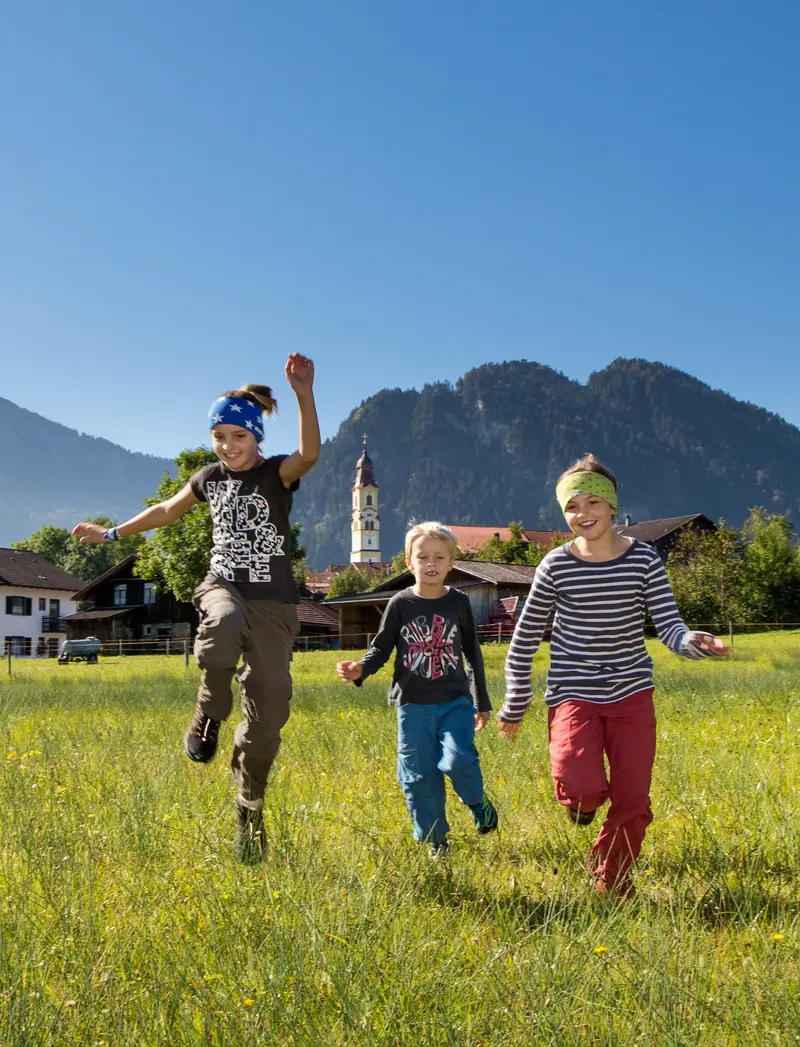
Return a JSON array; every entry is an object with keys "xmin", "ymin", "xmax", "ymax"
[{"xmin": 222, "ymin": 384, "xmax": 278, "ymax": 416}]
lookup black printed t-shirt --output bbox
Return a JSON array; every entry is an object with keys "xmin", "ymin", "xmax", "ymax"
[
  {"xmin": 356, "ymin": 587, "xmax": 491, "ymax": 712},
  {"xmin": 190, "ymin": 455, "xmax": 299, "ymax": 603}
]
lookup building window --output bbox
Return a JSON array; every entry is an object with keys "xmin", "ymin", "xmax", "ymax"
[
  {"xmin": 4, "ymin": 636, "xmax": 32, "ymax": 657},
  {"xmin": 49, "ymin": 599, "xmax": 60, "ymax": 617},
  {"xmin": 114, "ymin": 584, "xmax": 127, "ymax": 606},
  {"xmin": 365, "ymin": 494, "xmax": 373, "ymax": 506},
  {"xmin": 6, "ymin": 596, "xmax": 32, "ymax": 616},
  {"xmin": 143, "ymin": 583, "xmax": 157, "ymax": 606},
  {"xmin": 39, "ymin": 598, "xmax": 46, "ymax": 611}
]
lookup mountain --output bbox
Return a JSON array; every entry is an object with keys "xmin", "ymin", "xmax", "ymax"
[
  {"xmin": 293, "ymin": 359, "xmax": 800, "ymax": 568},
  {"xmin": 0, "ymin": 397, "xmax": 172, "ymax": 545}
]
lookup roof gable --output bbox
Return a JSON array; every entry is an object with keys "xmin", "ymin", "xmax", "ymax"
[{"xmin": 0, "ymin": 548, "xmax": 84, "ymax": 591}]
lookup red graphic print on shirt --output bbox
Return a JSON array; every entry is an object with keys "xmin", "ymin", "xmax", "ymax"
[{"xmin": 401, "ymin": 614, "xmax": 459, "ymax": 680}]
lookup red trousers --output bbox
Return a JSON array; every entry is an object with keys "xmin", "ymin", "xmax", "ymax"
[{"xmin": 548, "ymin": 688, "xmax": 656, "ymax": 892}]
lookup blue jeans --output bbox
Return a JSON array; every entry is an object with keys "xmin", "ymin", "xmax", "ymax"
[{"xmin": 396, "ymin": 696, "xmax": 485, "ymax": 845}]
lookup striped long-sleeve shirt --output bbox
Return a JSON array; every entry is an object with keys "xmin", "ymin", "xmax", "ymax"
[{"xmin": 499, "ymin": 539, "xmax": 710, "ymax": 722}]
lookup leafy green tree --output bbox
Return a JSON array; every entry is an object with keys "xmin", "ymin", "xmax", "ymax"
[
  {"xmin": 666, "ymin": 523, "xmax": 745, "ymax": 627},
  {"xmin": 134, "ymin": 448, "xmax": 216, "ymax": 602},
  {"xmin": 327, "ymin": 566, "xmax": 375, "ymax": 598},
  {"xmin": 738, "ymin": 509, "xmax": 800, "ymax": 623},
  {"xmin": 12, "ymin": 520, "xmax": 144, "ymax": 584}
]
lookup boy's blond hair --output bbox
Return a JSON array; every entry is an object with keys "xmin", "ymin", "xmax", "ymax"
[{"xmin": 404, "ymin": 521, "xmax": 458, "ymax": 560}]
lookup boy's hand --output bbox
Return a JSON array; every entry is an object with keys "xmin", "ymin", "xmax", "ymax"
[
  {"xmin": 687, "ymin": 631, "xmax": 730, "ymax": 657},
  {"xmin": 71, "ymin": 522, "xmax": 107, "ymax": 544},
  {"xmin": 496, "ymin": 717, "xmax": 521, "ymax": 740},
  {"xmin": 285, "ymin": 353, "xmax": 315, "ymax": 395},
  {"xmin": 475, "ymin": 711, "xmax": 490, "ymax": 733},
  {"xmin": 337, "ymin": 660, "xmax": 362, "ymax": 682}
]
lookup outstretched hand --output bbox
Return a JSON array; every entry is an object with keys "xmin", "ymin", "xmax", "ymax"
[
  {"xmin": 337, "ymin": 660, "xmax": 363, "ymax": 682},
  {"xmin": 688, "ymin": 631, "xmax": 730, "ymax": 657},
  {"xmin": 285, "ymin": 353, "xmax": 315, "ymax": 395},
  {"xmin": 71, "ymin": 522, "xmax": 107, "ymax": 545}
]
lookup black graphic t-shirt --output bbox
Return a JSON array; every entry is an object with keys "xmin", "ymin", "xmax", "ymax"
[
  {"xmin": 190, "ymin": 455, "xmax": 299, "ymax": 603},
  {"xmin": 356, "ymin": 587, "xmax": 491, "ymax": 711}
]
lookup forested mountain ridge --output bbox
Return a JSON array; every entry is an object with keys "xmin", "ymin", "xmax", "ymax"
[
  {"xmin": 293, "ymin": 358, "xmax": 800, "ymax": 568},
  {"xmin": 0, "ymin": 396, "xmax": 173, "ymax": 546}
]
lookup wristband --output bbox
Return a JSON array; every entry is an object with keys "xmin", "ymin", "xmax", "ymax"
[{"xmin": 104, "ymin": 527, "xmax": 120, "ymax": 542}]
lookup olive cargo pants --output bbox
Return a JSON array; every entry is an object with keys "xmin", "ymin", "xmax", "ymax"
[{"xmin": 193, "ymin": 578, "xmax": 299, "ymax": 806}]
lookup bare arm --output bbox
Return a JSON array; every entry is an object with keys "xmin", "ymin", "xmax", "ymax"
[
  {"xmin": 279, "ymin": 354, "xmax": 320, "ymax": 487},
  {"xmin": 71, "ymin": 483, "xmax": 199, "ymax": 543}
]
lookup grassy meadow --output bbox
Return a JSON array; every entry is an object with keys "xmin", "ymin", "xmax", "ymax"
[{"xmin": 1, "ymin": 634, "xmax": 800, "ymax": 1046}]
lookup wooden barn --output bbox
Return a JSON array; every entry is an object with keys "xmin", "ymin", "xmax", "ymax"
[{"xmin": 324, "ymin": 560, "xmax": 535, "ymax": 650}]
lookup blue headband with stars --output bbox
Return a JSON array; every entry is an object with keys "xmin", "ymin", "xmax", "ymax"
[{"xmin": 208, "ymin": 396, "xmax": 264, "ymax": 441}]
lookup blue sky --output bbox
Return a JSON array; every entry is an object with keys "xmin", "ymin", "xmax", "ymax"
[{"xmin": 1, "ymin": 1, "xmax": 798, "ymax": 460}]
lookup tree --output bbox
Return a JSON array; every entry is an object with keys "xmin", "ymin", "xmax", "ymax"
[
  {"xmin": 327, "ymin": 566, "xmax": 375, "ymax": 598},
  {"xmin": 135, "ymin": 448, "xmax": 216, "ymax": 602},
  {"xmin": 666, "ymin": 523, "xmax": 745, "ymax": 627},
  {"xmin": 136, "ymin": 448, "xmax": 312, "ymax": 602},
  {"xmin": 12, "ymin": 520, "xmax": 144, "ymax": 583},
  {"xmin": 738, "ymin": 508, "xmax": 800, "ymax": 623}
]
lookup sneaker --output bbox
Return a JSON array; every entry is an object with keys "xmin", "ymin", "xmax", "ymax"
[
  {"xmin": 235, "ymin": 802, "xmax": 266, "ymax": 864},
  {"xmin": 470, "ymin": 794, "xmax": 498, "ymax": 835},
  {"xmin": 429, "ymin": 839, "xmax": 451, "ymax": 859},
  {"xmin": 183, "ymin": 708, "xmax": 220, "ymax": 763},
  {"xmin": 566, "ymin": 806, "xmax": 596, "ymax": 826}
]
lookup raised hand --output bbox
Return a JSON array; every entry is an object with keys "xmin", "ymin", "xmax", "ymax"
[{"xmin": 285, "ymin": 353, "xmax": 315, "ymax": 395}]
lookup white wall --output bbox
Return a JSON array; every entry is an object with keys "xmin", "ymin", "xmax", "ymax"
[{"xmin": 1, "ymin": 588, "xmax": 78, "ymax": 657}]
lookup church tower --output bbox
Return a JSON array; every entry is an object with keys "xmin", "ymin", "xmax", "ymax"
[{"xmin": 350, "ymin": 436, "xmax": 381, "ymax": 564}]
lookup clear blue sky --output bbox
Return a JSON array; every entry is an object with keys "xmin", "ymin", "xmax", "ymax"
[{"xmin": 1, "ymin": 1, "xmax": 798, "ymax": 459}]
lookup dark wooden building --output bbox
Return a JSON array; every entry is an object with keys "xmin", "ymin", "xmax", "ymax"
[
  {"xmin": 616, "ymin": 514, "xmax": 716, "ymax": 561},
  {"xmin": 63, "ymin": 555, "xmax": 195, "ymax": 649},
  {"xmin": 324, "ymin": 560, "xmax": 536, "ymax": 650}
]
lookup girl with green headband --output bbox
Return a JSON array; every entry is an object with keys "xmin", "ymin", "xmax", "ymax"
[{"xmin": 496, "ymin": 454, "xmax": 729, "ymax": 897}]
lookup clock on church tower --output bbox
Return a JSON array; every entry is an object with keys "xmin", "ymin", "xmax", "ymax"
[{"xmin": 350, "ymin": 436, "xmax": 381, "ymax": 564}]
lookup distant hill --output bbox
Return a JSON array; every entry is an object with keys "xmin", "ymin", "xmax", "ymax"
[
  {"xmin": 6, "ymin": 359, "xmax": 800, "ymax": 570},
  {"xmin": 293, "ymin": 359, "xmax": 800, "ymax": 568},
  {"xmin": 0, "ymin": 397, "xmax": 172, "ymax": 545}
]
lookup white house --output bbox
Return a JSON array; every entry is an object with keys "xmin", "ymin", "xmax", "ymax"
[{"xmin": 0, "ymin": 548, "xmax": 83, "ymax": 657}]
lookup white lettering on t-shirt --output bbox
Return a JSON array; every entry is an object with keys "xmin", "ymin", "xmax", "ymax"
[{"xmin": 206, "ymin": 479, "xmax": 285, "ymax": 582}]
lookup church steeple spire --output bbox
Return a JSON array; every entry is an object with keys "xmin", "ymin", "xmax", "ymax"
[{"xmin": 350, "ymin": 437, "xmax": 381, "ymax": 564}]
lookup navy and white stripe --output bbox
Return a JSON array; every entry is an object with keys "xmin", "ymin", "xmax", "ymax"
[{"xmin": 500, "ymin": 539, "xmax": 709, "ymax": 722}]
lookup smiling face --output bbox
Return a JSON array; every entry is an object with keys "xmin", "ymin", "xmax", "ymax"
[
  {"xmin": 406, "ymin": 535, "xmax": 455, "ymax": 591},
  {"xmin": 563, "ymin": 492, "xmax": 616, "ymax": 543},
  {"xmin": 210, "ymin": 424, "xmax": 261, "ymax": 470}
]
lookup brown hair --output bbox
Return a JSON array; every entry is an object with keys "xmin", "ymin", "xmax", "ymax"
[
  {"xmin": 222, "ymin": 383, "xmax": 278, "ymax": 416},
  {"xmin": 557, "ymin": 453, "xmax": 618, "ymax": 491}
]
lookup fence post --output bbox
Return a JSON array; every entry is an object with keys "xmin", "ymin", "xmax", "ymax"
[
  {"xmin": 119, "ymin": 640, "xmax": 123, "ymax": 657},
  {"xmin": 728, "ymin": 620, "xmax": 734, "ymax": 651},
  {"xmin": 497, "ymin": 622, "xmax": 501, "ymax": 643},
  {"xmin": 7, "ymin": 646, "xmax": 11, "ymax": 677},
  {"xmin": 184, "ymin": 638, "xmax": 189, "ymax": 667},
  {"xmin": 166, "ymin": 639, "xmax": 170, "ymax": 656}
]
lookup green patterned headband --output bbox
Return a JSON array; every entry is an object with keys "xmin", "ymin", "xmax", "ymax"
[{"xmin": 556, "ymin": 471, "xmax": 618, "ymax": 513}]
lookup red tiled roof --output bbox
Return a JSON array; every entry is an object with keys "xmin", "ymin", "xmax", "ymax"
[
  {"xmin": 445, "ymin": 526, "xmax": 569, "ymax": 553},
  {"xmin": 0, "ymin": 548, "xmax": 84, "ymax": 591}
]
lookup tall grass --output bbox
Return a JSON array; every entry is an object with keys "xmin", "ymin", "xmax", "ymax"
[{"xmin": 1, "ymin": 634, "xmax": 799, "ymax": 1045}]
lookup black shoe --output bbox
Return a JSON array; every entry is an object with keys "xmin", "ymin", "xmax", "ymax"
[
  {"xmin": 235, "ymin": 802, "xmax": 266, "ymax": 864},
  {"xmin": 566, "ymin": 806, "xmax": 596, "ymax": 826},
  {"xmin": 470, "ymin": 794, "xmax": 499, "ymax": 834},
  {"xmin": 183, "ymin": 708, "xmax": 220, "ymax": 763},
  {"xmin": 429, "ymin": 839, "xmax": 451, "ymax": 859}
]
